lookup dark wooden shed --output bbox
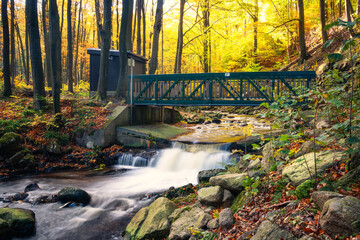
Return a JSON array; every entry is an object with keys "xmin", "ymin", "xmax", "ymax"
[{"xmin": 87, "ymin": 48, "xmax": 147, "ymax": 97}]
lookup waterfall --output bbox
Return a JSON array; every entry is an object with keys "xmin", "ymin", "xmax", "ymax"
[{"xmin": 117, "ymin": 142, "xmax": 231, "ymax": 172}]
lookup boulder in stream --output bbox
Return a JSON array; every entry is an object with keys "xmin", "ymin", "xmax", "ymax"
[
  {"xmin": 197, "ymin": 169, "xmax": 226, "ymax": 183},
  {"xmin": 0, "ymin": 208, "xmax": 36, "ymax": 237},
  {"xmin": 124, "ymin": 197, "xmax": 177, "ymax": 240},
  {"xmin": 57, "ymin": 187, "xmax": 91, "ymax": 205}
]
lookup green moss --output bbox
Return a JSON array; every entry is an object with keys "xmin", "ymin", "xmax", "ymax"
[
  {"xmin": 0, "ymin": 208, "xmax": 35, "ymax": 236},
  {"xmin": 121, "ymin": 124, "xmax": 190, "ymax": 140},
  {"xmin": 230, "ymin": 191, "xmax": 251, "ymax": 213},
  {"xmin": 295, "ymin": 179, "xmax": 315, "ymax": 199}
]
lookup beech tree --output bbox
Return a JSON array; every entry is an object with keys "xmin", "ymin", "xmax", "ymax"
[
  {"xmin": 67, "ymin": 0, "xmax": 73, "ymax": 92},
  {"xmin": 115, "ymin": 0, "xmax": 134, "ymax": 99},
  {"xmin": 320, "ymin": 0, "xmax": 328, "ymax": 44},
  {"xmin": 298, "ymin": 0, "xmax": 307, "ymax": 63},
  {"xmin": 49, "ymin": 0, "xmax": 62, "ymax": 113},
  {"xmin": 96, "ymin": 0, "xmax": 112, "ymax": 101},
  {"xmin": 10, "ymin": 0, "xmax": 16, "ymax": 84},
  {"xmin": 26, "ymin": 0, "xmax": 46, "ymax": 109},
  {"xmin": 148, "ymin": 0, "xmax": 164, "ymax": 74},
  {"xmin": 174, "ymin": 0, "xmax": 186, "ymax": 73},
  {"xmin": 2, "ymin": 0, "xmax": 12, "ymax": 97}
]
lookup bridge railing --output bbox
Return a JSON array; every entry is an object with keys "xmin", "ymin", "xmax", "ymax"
[{"xmin": 128, "ymin": 71, "xmax": 316, "ymax": 106}]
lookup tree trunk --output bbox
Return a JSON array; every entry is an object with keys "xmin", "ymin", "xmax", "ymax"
[
  {"xmin": 345, "ymin": 0, "xmax": 355, "ymax": 36},
  {"xmin": 49, "ymin": 0, "xmax": 62, "ymax": 113},
  {"xmin": 94, "ymin": 0, "xmax": 102, "ymax": 48},
  {"xmin": 15, "ymin": 22, "xmax": 26, "ymax": 80},
  {"xmin": 116, "ymin": 0, "xmax": 120, "ymax": 47},
  {"xmin": 357, "ymin": 0, "xmax": 360, "ymax": 14},
  {"xmin": 142, "ymin": 2, "xmax": 146, "ymax": 57},
  {"xmin": 42, "ymin": 0, "xmax": 52, "ymax": 87},
  {"xmin": 201, "ymin": 0, "xmax": 210, "ymax": 73},
  {"xmin": 253, "ymin": 0, "xmax": 258, "ymax": 56},
  {"xmin": 74, "ymin": 0, "xmax": 82, "ymax": 86},
  {"xmin": 96, "ymin": 0, "xmax": 112, "ymax": 101},
  {"xmin": 127, "ymin": 0, "xmax": 134, "ymax": 52},
  {"xmin": 10, "ymin": 0, "xmax": 16, "ymax": 85},
  {"xmin": 67, "ymin": 0, "xmax": 73, "ymax": 92},
  {"xmin": 115, "ymin": 0, "xmax": 134, "ymax": 99},
  {"xmin": 60, "ymin": 0, "xmax": 65, "ymax": 35},
  {"xmin": 339, "ymin": 0, "xmax": 342, "ymax": 18},
  {"xmin": 148, "ymin": 0, "xmax": 163, "ymax": 74},
  {"xmin": 320, "ymin": 0, "xmax": 328, "ymax": 44},
  {"xmin": 174, "ymin": 0, "xmax": 185, "ymax": 73},
  {"xmin": 297, "ymin": 0, "xmax": 307, "ymax": 63},
  {"xmin": 2, "ymin": 0, "xmax": 12, "ymax": 97},
  {"xmin": 26, "ymin": 0, "xmax": 46, "ymax": 109},
  {"xmin": 25, "ymin": 19, "xmax": 30, "ymax": 85},
  {"xmin": 136, "ymin": 0, "xmax": 142, "ymax": 55}
]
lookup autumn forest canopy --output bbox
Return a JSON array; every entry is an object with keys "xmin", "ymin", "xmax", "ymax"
[{"xmin": 0, "ymin": 0, "xmax": 359, "ymax": 104}]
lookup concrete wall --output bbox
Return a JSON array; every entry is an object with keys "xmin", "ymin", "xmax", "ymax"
[{"xmin": 76, "ymin": 105, "xmax": 182, "ymax": 148}]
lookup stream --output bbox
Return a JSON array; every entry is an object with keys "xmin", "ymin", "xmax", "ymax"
[
  {"xmin": 0, "ymin": 113, "xmax": 271, "ymax": 239},
  {"xmin": 0, "ymin": 143, "xmax": 231, "ymax": 240}
]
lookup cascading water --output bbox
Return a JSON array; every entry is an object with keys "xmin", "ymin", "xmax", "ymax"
[{"xmin": 0, "ymin": 142, "xmax": 232, "ymax": 240}]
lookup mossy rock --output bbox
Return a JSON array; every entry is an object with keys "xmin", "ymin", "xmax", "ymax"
[
  {"xmin": 295, "ymin": 179, "xmax": 315, "ymax": 199},
  {"xmin": 0, "ymin": 132, "xmax": 22, "ymax": 155},
  {"xmin": 125, "ymin": 197, "xmax": 177, "ymax": 240},
  {"xmin": 57, "ymin": 187, "xmax": 91, "ymax": 205},
  {"xmin": 0, "ymin": 218, "xmax": 11, "ymax": 239},
  {"xmin": 0, "ymin": 208, "xmax": 35, "ymax": 237},
  {"xmin": 230, "ymin": 191, "xmax": 251, "ymax": 213},
  {"xmin": 335, "ymin": 165, "xmax": 360, "ymax": 188}
]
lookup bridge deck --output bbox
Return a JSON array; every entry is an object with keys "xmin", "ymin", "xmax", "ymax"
[{"xmin": 128, "ymin": 71, "xmax": 316, "ymax": 106}]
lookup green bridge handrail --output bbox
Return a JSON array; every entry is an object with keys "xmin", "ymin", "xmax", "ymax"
[{"xmin": 128, "ymin": 71, "xmax": 316, "ymax": 106}]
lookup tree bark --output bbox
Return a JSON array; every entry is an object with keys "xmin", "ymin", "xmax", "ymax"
[
  {"xmin": 67, "ymin": 0, "xmax": 73, "ymax": 92},
  {"xmin": 136, "ymin": 0, "xmax": 142, "ymax": 55},
  {"xmin": 26, "ymin": 0, "xmax": 46, "ymax": 109},
  {"xmin": 357, "ymin": 0, "xmax": 360, "ymax": 14},
  {"xmin": 298, "ymin": 0, "xmax": 307, "ymax": 63},
  {"xmin": 345, "ymin": 0, "xmax": 355, "ymax": 36},
  {"xmin": 94, "ymin": 0, "xmax": 102, "ymax": 48},
  {"xmin": 25, "ymin": 19, "xmax": 30, "ymax": 85},
  {"xmin": 201, "ymin": 0, "xmax": 210, "ymax": 73},
  {"xmin": 174, "ymin": 0, "xmax": 185, "ymax": 73},
  {"xmin": 74, "ymin": 0, "xmax": 82, "ymax": 86},
  {"xmin": 253, "ymin": 0, "xmax": 259, "ymax": 56},
  {"xmin": 320, "ymin": 0, "xmax": 328, "ymax": 44},
  {"xmin": 15, "ymin": 22, "xmax": 26, "ymax": 81},
  {"xmin": 49, "ymin": 0, "xmax": 62, "ymax": 113},
  {"xmin": 148, "ymin": 0, "xmax": 163, "ymax": 74},
  {"xmin": 142, "ymin": 2, "xmax": 146, "ymax": 57},
  {"xmin": 2, "ymin": 0, "xmax": 12, "ymax": 97},
  {"xmin": 42, "ymin": 0, "xmax": 52, "ymax": 87},
  {"xmin": 96, "ymin": 0, "xmax": 112, "ymax": 101},
  {"xmin": 10, "ymin": 0, "xmax": 16, "ymax": 84},
  {"xmin": 115, "ymin": 0, "xmax": 134, "ymax": 99}
]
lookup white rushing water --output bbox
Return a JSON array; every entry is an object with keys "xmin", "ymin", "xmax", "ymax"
[{"xmin": 0, "ymin": 143, "xmax": 231, "ymax": 240}]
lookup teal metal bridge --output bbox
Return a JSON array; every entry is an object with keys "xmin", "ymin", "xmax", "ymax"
[{"xmin": 129, "ymin": 71, "xmax": 316, "ymax": 106}]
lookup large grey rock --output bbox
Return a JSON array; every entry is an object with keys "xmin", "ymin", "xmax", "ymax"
[
  {"xmin": 197, "ymin": 169, "xmax": 226, "ymax": 183},
  {"xmin": 320, "ymin": 196, "xmax": 360, "ymax": 238},
  {"xmin": 0, "ymin": 208, "xmax": 35, "ymax": 237},
  {"xmin": 197, "ymin": 186, "xmax": 223, "ymax": 207},
  {"xmin": 0, "ymin": 132, "xmax": 22, "ymax": 155},
  {"xmin": 311, "ymin": 191, "xmax": 344, "ymax": 210},
  {"xmin": 169, "ymin": 206, "xmax": 212, "ymax": 240},
  {"xmin": 222, "ymin": 189, "xmax": 234, "ymax": 208},
  {"xmin": 250, "ymin": 220, "xmax": 297, "ymax": 240},
  {"xmin": 124, "ymin": 197, "xmax": 177, "ymax": 240},
  {"xmin": 57, "ymin": 187, "xmax": 91, "ymax": 205},
  {"xmin": 210, "ymin": 173, "xmax": 246, "ymax": 194},
  {"xmin": 282, "ymin": 151, "xmax": 342, "ymax": 186},
  {"xmin": 294, "ymin": 140, "xmax": 321, "ymax": 159},
  {"xmin": 219, "ymin": 208, "xmax": 234, "ymax": 229}
]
